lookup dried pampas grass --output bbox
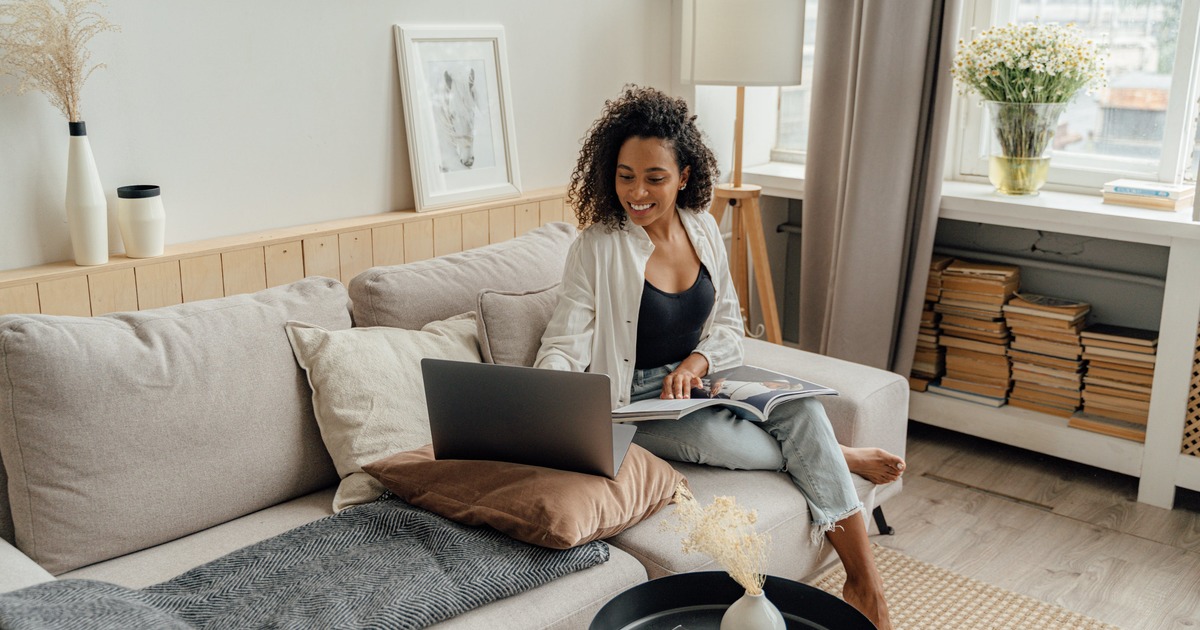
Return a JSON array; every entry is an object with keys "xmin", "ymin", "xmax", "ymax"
[
  {"xmin": 0, "ymin": 0, "xmax": 117, "ymax": 122},
  {"xmin": 665, "ymin": 482, "xmax": 771, "ymax": 595}
]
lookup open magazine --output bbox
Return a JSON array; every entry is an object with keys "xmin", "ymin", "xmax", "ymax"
[{"xmin": 612, "ymin": 365, "xmax": 838, "ymax": 423}]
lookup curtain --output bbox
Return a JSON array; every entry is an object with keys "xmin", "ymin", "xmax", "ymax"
[{"xmin": 798, "ymin": 0, "xmax": 961, "ymax": 375}]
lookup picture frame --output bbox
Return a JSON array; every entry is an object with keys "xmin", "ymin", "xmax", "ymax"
[{"xmin": 394, "ymin": 25, "xmax": 522, "ymax": 212}]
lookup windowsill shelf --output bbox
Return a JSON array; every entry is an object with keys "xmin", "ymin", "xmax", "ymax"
[
  {"xmin": 940, "ymin": 180, "xmax": 1200, "ymax": 246},
  {"xmin": 741, "ymin": 162, "xmax": 806, "ymax": 200},
  {"xmin": 740, "ymin": 162, "xmax": 1200, "ymax": 507},
  {"xmin": 743, "ymin": 163, "xmax": 1200, "ymax": 242}
]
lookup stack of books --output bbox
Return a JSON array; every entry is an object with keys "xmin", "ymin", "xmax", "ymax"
[
  {"xmin": 1069, "ymin": 324, "xmax": 1159, "ymax": 442},
  {"xmin": 1002, "ymin": 293, "xmax": 1090, "ymax": 417},
  {"xmin": 928, "ymin": 259, "xmax": 1020, "ymax": 406},
  {"xmin": 1101, "ymin": 178, "xmax": 1195, "ymax": 212},
  {"xmin": 909, "ymin": 255, "xmax": 954, "ymax": 391}
]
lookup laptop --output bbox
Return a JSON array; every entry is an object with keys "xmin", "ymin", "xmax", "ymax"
[{"xmin": 421, "ymin": 358, "xmax": 638, "ymax": 479}]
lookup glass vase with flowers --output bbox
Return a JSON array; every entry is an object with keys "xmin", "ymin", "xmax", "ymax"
[{"xmin": 951, "ymin": 21, "xmax": 1107, "ymax": 195}]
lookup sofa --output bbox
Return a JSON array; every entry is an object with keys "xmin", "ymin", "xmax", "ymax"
[{"xmin": 0, "ymin": 221, "xmax": 907, "ymax": 629}]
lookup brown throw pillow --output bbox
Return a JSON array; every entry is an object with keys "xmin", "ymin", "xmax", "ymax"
[
  {"xmin": 362, "ymin": 444, "xmax": 685, "ymax": 549},
  {"xmin": 476, "ymin": 284, "xmax": 559, "ymax": 366}
]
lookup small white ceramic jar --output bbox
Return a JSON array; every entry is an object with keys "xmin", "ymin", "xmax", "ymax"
[{"xmin": 116, "ymin": 185, "xmax": 166, "ymax": 258}]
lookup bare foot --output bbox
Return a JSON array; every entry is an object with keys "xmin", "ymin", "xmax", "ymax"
[
  {"xmin": 841, "ymin": 446, "xmax": 905, "ymax": 485},
  {"xmin": 844, "ymin": 574, "xmax": 892, "ymax": 630}
]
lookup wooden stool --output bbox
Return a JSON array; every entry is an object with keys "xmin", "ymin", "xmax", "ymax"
[{"xmin": 709, "ymin": 182, "xmax": 782, "ymax": 344}]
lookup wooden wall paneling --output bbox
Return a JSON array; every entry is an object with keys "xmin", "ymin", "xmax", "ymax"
[
  {"xmin": 338, "ymin": 230, "xmax": 373, "ymax": 281},
  {"xmin": 303, "ymin": 235, "xmax": 340, "ymax": 281},
  {"xmin": 433, "ymin": 215, "xmax": 463, "ymax": 257},
  {"xmin": 462, "ymin": 210, "xmax": 490, "ymax": 251},
  {"xmin": 0, "ymin": 284, "xmax": 40, "ymax": 315},
  {"xmin": 221, "ymin": 248, "xmax": 267, "ymax": 296},
  {"xmin": 372, "ymin": 224, "xmax": 405, "ymax": 267},
  {"xmin": 38, "ymin": 276, "xmax": 91, "ymax": 316},
  {"xmin": 88, "ymin": 269, "xmax": 139, "ymax": 316},
  {"xmin": 180, "ymin": 255, "xmax": 225, "ymax": 302},
  {"xmin": 540, "ymin": 198, "xmax": 566, "ymax": 225},
  {"xmin": 404, "ymin": 219, "xmax": 434, "ymax": 263},
  {"xmin": 515, "ymin": 202, "xmax": 540, "ymax": 235},
  {"xmin": 134, "ymin": 261, "xmax": 183, "ymax": 310},
  {"xmin": 264, "ymin": 241, "xmax": 305, "ymax": 287},
  {"xmin": 489, "ymin": 206, "xmax": 516, "ymax": 244},
  {"xmin": 1, "ymin": 189, "xmax": 567, "ymax": 315}
]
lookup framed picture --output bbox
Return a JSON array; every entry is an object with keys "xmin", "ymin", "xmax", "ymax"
[{"xmin": 394, "ymin": 25, "xmax": 522, "ymax": 212}]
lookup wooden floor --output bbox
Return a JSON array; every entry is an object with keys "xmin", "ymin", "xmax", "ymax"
[{"xmin": 871, "ymin": 421, "xmax": 1200, "ymax": 630}]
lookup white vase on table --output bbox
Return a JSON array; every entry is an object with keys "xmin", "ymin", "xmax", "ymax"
[
  {"xmin": 65, "ymin": 121, "xmax": 109, "ymax": 266},
  {"xmin": 721, "ymin": 589, "xmax": 786, "ymax": 630}
]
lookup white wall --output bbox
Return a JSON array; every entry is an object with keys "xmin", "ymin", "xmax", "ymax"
[{"xmin": 0, "ymin": 0, "xmax": 673, "ymax": 270}]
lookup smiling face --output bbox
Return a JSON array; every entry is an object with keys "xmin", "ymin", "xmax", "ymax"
[{"xmin": 615, "ymin": 136, "xmax": 690, "ymax": 231}]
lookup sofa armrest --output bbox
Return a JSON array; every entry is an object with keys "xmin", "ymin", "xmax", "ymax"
[
  {"xmin": 742, "ymin": 338, "xmax": 909, "ymax": 460},
  {"xmin": 0, "ymin": 537, "xmax": 54, "ymax": 594}
]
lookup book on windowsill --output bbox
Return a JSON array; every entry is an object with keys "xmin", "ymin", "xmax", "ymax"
[
  {"xmin": 1102, "ymin": 191, "xmax": 1194, "ymax": 211},
  {"xmin": 611, "ymin": 365, "xmax": 837, "ymax": 423},
  {"xmin": 1099, "ymin": 176, "xmax": 1195, "ymax": 196},
  {"xmin": 1101, "ymin": 178, "xmax": 1195, "ymax": 199}
]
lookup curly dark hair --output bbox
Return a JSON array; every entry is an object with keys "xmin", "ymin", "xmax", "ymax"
[{"xmin": 568, "ymin": 85, "xmax": 719, "ymax": 229}]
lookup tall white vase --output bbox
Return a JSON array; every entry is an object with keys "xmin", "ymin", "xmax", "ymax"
[
  {"xmin": 720, "ymin": 590, "xmax": 786, "ymax": 630},
  {"xmin": 66, "ymin": 121, "xmax": 109, "ymax": 266}
]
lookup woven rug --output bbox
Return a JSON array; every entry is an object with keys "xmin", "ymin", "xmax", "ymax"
[{"xmin": 808, "ymin": 544, "xmax": 1118, "ymax": 630}]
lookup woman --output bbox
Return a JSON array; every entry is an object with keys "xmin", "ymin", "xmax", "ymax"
[{"xmin": 534, "ymin": 85, "xmax": 894, "ymax": 629}]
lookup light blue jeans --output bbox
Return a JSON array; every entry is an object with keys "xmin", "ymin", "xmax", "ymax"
[{"xmin": 629, "ymin": 363, "xmax": 863, "ymax": 542}]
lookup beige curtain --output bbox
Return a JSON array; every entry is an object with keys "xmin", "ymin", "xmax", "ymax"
[{"xmin": 798, "ymin": 0, "xmax": 961, "ymax": 374}]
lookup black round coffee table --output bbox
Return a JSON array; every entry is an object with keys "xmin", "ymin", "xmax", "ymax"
[{"xmin": 590, "ymin": 571, "xmax": 874, "ymax": 629}]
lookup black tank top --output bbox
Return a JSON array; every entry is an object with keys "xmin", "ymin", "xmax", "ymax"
[{"xmin": 635, "ymin": 265, "xmax": 716, "ymax": 369}]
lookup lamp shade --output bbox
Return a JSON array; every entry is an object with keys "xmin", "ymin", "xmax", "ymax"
[{"xmin": 680, "ymin": 0, "xmax": 805, "ymax": 86}]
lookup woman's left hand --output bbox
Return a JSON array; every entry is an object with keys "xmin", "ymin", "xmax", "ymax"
[{"xmin": 661, "ymin": 353, "xmax": 709, "ymax": 399}]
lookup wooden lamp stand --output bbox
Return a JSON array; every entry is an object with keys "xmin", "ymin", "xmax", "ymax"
[{"xmin": 709, "ymin": 87, "xmax": 782, "ymax": 344}]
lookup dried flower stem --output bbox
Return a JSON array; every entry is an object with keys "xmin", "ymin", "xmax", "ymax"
[
  {"xmin": 0, "ymin": 0, "xmax": 118, "ymax": 122},
  {"xmin": 665, "ymin": 482, "xmax": 770, "ymax": 595}
]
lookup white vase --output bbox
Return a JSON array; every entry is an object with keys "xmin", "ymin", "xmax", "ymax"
[
  {"xmin": 117, "ymin": 185, "xmax": 166, "ymax": 258},
  {"xmin": 721, "ymin": 589, "xmax": 786, "ymax": 630},
  {"xmin": 66, "ymin": 121, "xmax": 109, "ymax": 266}
]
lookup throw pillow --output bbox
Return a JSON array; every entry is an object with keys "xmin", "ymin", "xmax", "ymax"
[
  {"xmin": 286, "ymin": 313, "xmax": 481, "ymax": 512},
  {"xmin": 476, "ymin": 284, "xmax": 559, "ymax": 366},
  {"xmin": 361, "ymin": 444, "xmax": 686, "ymax": 549}
]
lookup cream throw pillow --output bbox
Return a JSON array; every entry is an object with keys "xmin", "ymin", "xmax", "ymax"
[
  {"xmin": 286, "ymin": 313, "xmax": 481, "ymax": 512},
  {"xmin": 476, "ymin": 284, "xmax": 558, "ymax": 366}
]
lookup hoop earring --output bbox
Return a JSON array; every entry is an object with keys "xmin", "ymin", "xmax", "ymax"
[{"xmin": 679, "ymin": 183, "xmax": 687, "ymax": 190}]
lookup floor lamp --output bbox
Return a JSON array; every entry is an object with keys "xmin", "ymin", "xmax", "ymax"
[{"xmin": 681, "ymin": 0, "xmax": 805, "ymax": 344}]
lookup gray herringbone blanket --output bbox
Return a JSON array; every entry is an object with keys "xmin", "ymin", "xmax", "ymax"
[{"xmin": 0, "ymin": 494, "xmax": 609, "ymax": 629}]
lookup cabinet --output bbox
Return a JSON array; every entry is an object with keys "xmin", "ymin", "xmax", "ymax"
[{"xmin": 916, "ymin": 181, "xmax": 1200, "ymax": 508}]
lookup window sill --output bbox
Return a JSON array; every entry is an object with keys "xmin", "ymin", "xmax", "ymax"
[
  {"xmin": 739, "ymin": 164, "xmax": 1200, "ymax": 244},
  {"xmin": 741, "ymin": 162, "xmax": 806, "ymax": 200},
  {"xmin": 940, "ymin": 180, "xmax": 1200, "ymax": 246}
]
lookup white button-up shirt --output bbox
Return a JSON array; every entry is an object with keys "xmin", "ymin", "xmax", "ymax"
[{"xmin": 534, "ymin": 209, "xmax": 744, "ymax": 408}]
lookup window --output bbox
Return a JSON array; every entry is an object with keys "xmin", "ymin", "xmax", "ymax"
[
  {"xmin": 954, "ymin": 0, "xmax": 1200, "ymax": 190},
  {"xmin": 772, "ymin": 0, "xmax": 820, "ymax": 163}
]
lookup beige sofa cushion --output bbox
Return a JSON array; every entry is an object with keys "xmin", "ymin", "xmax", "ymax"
[
  {"xmin": 476, "ymin": 284, "xmax": 558, "ymax": 366},
  {"xmin": 286, "ymin": 314, "xmax": 481, "ymax": 512},
  {"xmin": 0, "ymin": 277, "xmax": 348, "ymax": 574},
  {"xmin": 609, "ymin": 463, "xmax": 877, "ymax": 582},
  {"xmin": 350, "ymin": 222, "xmax": 575, "ymax": 330}
]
